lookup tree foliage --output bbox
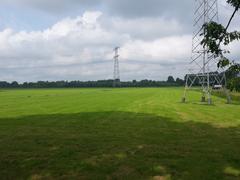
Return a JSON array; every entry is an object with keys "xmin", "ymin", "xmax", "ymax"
[
  {"xmin": 167, "ymin": 76, "xmax": 175, "ymax": 83},
  {"xmin": 228, "ymin": 77, "xmax": 240, "ymax": 91}
]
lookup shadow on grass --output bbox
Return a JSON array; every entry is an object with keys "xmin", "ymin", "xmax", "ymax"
[{"xmin": 0, "ymin": 112, "xmax": 239, "ymax": 180}]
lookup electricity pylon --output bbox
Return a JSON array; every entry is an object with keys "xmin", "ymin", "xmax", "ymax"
[
  {"xmin": 113, "ymin": 47, "xmax": 121, "ymax": 87},
  {"xmin": 182, "ymin": 0, "xmax": 231, "ymax": 104}
]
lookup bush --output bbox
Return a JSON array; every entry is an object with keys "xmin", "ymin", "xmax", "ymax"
[{"xmin": 228, "ymin": 77, "xmax": 240, "ymax": 92}]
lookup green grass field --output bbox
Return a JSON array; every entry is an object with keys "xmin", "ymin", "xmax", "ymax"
[{"xmin": 0, "ymin": 88, "xmax": 240, "ymax": 180}]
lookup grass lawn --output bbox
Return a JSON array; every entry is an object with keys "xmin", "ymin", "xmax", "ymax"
[{"xmin": 0, "ymin": 88, "xmax": 239, "ymax": 179}]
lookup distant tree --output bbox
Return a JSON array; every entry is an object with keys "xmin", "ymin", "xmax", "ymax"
[
  {"xmin": 176, "ymin": 78, "xmax": 185, "ymax": 86},
  {"xmin": 167, "ymin": 76, "xmax": 175, "ymax": 83},
  {"xmin": 11, "ymin": 81, "xmax": 19, "ymax": 88},
  {"xmin": 0, "ymin": 81, "xmax": 10, "ymax": 88}
]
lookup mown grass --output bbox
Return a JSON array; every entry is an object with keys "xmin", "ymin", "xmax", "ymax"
[{"xmin": 0, "ymin": 88, "xmax": 239, "ymax": 179}]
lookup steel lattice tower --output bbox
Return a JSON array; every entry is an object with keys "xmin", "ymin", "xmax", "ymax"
[
  {"xmin": 182, "ymin": 0, "xmax": 231, "ymax": 104},
  {"xmin": 113, "ymin": 47, "xmax": 120, "ymax": 87}
]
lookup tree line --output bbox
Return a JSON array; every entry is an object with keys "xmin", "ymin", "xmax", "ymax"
[
  {"xmin": 0, "ymin": 76, "xmax": 185, "ymax": 88},
  {"xmin": 1, "ymin": 71, "xmax": 239, "ymax": 91}
]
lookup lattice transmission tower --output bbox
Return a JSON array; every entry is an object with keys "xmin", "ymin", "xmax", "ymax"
[
  {"xmin": 113, "ymin": 47, "xmax": 121, "ymax": 87},
  {"xmin": 182, "ymin": 0, "xmax": 231, "ymax": 104}
]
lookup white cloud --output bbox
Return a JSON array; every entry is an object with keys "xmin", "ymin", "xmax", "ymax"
[
  {"xmin": 120, "ymin": 35, "xmax": 191, "ymax": 62},
  {"xmin": 0, "ymin": 11, "xmax": 193, "ymax": 82}
]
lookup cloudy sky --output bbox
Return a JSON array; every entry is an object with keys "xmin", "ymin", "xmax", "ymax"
[{"xmin": 0, "ymin": 0, "xmax": 239, "ymax": 82}]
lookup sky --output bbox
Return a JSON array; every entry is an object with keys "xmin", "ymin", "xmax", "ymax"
[{"xmin": 0, "ymin": 0, "xmax": 239, "ymax": 82}]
